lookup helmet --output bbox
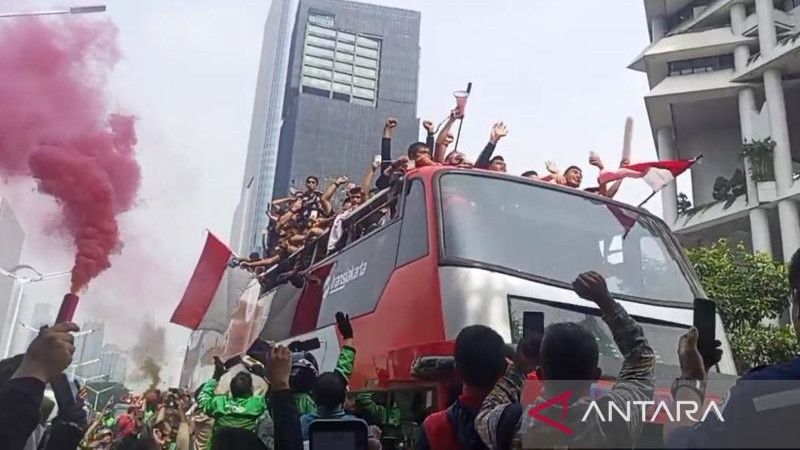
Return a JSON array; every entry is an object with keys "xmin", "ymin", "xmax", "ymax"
[{"xmin": 289, "ymin": 351, "xmax": 319, "ymax": 393}]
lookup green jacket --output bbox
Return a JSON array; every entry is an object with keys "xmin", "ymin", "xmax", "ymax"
[
  {"xmin": 198, "ymin": 378, "xmax": 268, "ymax": 449},
  {"xmin": 354, "ymin": 392, "xmax": 401, "ymax": 427}
]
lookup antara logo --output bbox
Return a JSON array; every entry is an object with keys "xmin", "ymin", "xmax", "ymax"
[
  {"xmin": 528, "ymin": 391, "xmax": 724, "ymax": 435},
  {"xmin": 322, "ymin": 261, "xmax": 368, "ymax": 299}
]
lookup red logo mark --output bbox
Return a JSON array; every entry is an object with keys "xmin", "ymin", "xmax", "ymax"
[{"xmin": 527, "ymin": 390, "xmax": 574, "ymax": 435}]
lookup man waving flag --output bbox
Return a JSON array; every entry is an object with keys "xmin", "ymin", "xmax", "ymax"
[{"xmin": 598, "ymin": 155, "xmax": 701, "ymax": 206}]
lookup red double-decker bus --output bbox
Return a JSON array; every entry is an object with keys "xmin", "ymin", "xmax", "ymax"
[{"xmin": 255, "ymin": 165, "xmax": 736, "ymax": 430}]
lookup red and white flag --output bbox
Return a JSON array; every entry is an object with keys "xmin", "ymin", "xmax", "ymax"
[
  {"xmin": 598, "ymin": 157, "xmax": 699, "ymax": 193},
  {"xmin": 171, "ymin": 232, "xmax": 254, "ymax": 333}
]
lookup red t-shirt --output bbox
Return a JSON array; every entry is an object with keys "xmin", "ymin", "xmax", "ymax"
[{"xmin": 421, "ymin": 386, "xmax": 490, "ymax": 450}]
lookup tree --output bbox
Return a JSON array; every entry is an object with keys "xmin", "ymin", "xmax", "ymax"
[{"xmin": 685, "ymin": 239, "xmax": 798, "ymax": 372}]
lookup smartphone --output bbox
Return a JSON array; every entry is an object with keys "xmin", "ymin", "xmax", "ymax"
[
  {"xmin": 288, "ymin": 337, "xmax": 321, "ymax": 353},
  {"xmin": 693, "ymin": 298, "xmax": 717, "ymax": 368},
  {"xmin": 523, "ymin": 311, "xmax": 544, "ymax": 339},
  {"xmin": 309, "ymin": 419, "xmax": 369, "ymax": 450},
  {"xmin": 224, "ymin": 355, "xmax": 243, "ymax": 369},
  {"xmin": 246, "ymin": 339, "xmax": 272, "ymax": 366}
]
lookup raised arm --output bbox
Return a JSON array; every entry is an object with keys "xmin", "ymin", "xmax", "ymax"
[
  {"xmin": 475, "ymin": 122, "xmax": 508, "ymax": 169},
  {"xmin": 573, "ymin": 272, "xmax": 655, "ymax": 444},
  {"xmin": 361, "ymin": 160, "xmax": 379, "ymax": 195},
  {"xmin": 334, "ymin": 312, "xmax": 356, "ymax": 382},
  {"xmin": 434, "ymin": 110, "xmax": 460, "ymax": 162},
  {"xmin": 267, "ymin": 345, "xmax": 303, "ymax": 450},
  {"xmin": 476, "ymin": 343, "xmax": 537, "ymax": 449},
  {"xmin": 381, "ymin": 118, "xmax": 397, "ymax": 164},
  {"xmin": 423, "ymin": 120, "xmax": 435, "ymax": 156},
  {"xmin": 322, "ymin": 176, "xmax": 349, "ymax": 203},
  {"xmin": 271, "ymin": 197, "xmax": 294, "ymax": 211}
]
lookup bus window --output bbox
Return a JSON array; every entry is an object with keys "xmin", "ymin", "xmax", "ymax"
[
  {"xmin": 439, "ymin": 173, "xmax": 697, "ymax": 304},
  {"xmin": 396, "ymin": 180, "xmax": 428, "ymax": 267}
]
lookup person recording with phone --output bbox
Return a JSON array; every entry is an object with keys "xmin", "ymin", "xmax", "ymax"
[{"xmin": 664, "ymin": 248, "xmax": 800, "ymax": 448}]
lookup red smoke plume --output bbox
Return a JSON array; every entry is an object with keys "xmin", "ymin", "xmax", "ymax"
[{"xmin": 0, "ymin": 18, "xmax": 140, "ymax": 293}]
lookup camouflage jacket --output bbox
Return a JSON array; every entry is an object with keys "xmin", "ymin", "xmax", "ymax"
[{"xmin": 475, "ymin": 302, "xmax": 655, "ymax": 449}]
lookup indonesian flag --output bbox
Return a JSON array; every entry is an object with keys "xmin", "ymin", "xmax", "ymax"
[
  {"xmin": 598, "ymin": 157, "xmax": 699, "ymax": 192},
  {"xmin": 171, "ymin": 232, "xmax": 254, "ymax": 333}
]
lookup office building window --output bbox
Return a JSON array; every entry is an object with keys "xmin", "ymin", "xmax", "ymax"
[
  {"xmin": 784, "ymin": 0, "xmax": 800, "ymax": 11},
  {"xmin": 300, "ymin": 11, "xmax": 382, "ymax": 107},
  {"xmin": 668, "ymin": 54, "xmax": 734, "ymax": 76},
  {"xmin": 665, "ymin": 0, "xmax": 714, "ymax": 30}
]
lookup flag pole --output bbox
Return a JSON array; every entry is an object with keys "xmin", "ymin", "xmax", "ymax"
[
  {"xmin": 453, "ymin": 82, "xmax": 472, "ymax": 151},
  {"xmin": 637, "ymin": 154, "xmax": 703, "ymax": 209},
  {"xmin": 637, "ymin": 191, "xmax": 657, "ymax": 208}
]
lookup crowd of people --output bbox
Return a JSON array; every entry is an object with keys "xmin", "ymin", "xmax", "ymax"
[
  {"xmin": 2, "ymin": 248, "xmax": 799, "ymax": 449},
  {"xmin": 238, "ymin": 107, "xmax": 631, "ymax": 281}
]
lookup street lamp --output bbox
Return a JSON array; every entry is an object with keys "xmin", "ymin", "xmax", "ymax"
[
  {"xmin": 0, "ymin": 5, "xmax": 106, "ymax": 19},
  {"xmin": 69, "ymin": 358, "xmax": 101, "ymax": 378},
  {"xmin": 83, "ymin": 381, "xmax": 114, "ymax": 411},
  {"xmin": 0, "ymin": 265, "xmax": 71, "ymax": 358}
]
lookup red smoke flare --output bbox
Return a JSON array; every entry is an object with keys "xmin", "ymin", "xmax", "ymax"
[{"xmin": 0, "ymin": 18, "xmax": 140, "ymax": 293}]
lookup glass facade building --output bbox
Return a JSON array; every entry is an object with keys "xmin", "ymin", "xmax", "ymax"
[{"xmin": 232, "ymin": 0, "xmax": 420, "ymax": 255}]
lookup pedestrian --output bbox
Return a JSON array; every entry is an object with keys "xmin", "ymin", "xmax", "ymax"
[{"xmin": 476, "ymin": 271, "xmax": 655, "ymax": 449}]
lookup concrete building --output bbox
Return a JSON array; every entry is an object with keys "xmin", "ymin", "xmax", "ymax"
[
  {"xmin": 74, "ymin": 321, "xmax": 105, "ymax": 379},
  {"xmin": 16, "ymin": 301, "xmax": 54, "ymax": 353},
  {"xmin": 99, "ymin": 343, "xmax": 127, "ymax": 384},
  {"xmin": 231, "ymin": 0, "xmax": 421, "ymax": 255},
  {"xmin": 631, "ymin": 0, "xmax": 800, "ymax": 261},
  {"xmin": 0, "ymin": 198, "xmax": 25, "ymax": 348}
]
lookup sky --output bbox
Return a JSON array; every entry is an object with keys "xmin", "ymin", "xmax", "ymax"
[{"xmin": 1, "ymin": 0, "xmax": 671, "ymax": 387}]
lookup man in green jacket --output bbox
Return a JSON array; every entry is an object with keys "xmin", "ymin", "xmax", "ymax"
[
  {"xmin": 285, "ymin": 312, "xmax": 356, "ymax": 415},
  {"xmin": 197, "ymin": 356, "xmax": 268, "ymax": 449}
]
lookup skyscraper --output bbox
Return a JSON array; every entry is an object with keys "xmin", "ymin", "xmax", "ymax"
[
  {"xmin": 100, "ymin": 343, "xmax": 127, "ymax": 384},
  {"xmin": 17, "ymin": 301, "xmax": 54, "ymax": 353},
  {"xmin": 0, "ymin": 197, "xmax": 25, "ymax": 354},
  {"xmin": 232, "ymin": 0, "xmax": 421, "ymax": 255},
  {"xmin": 74, "ymin": 320, "xmax": 105, "ymax": 379},
  {"xmin": 631, "ymin": 0, "xmax": 800, "ymax": 261}
]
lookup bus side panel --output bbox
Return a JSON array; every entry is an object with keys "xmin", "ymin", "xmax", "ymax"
[{"xmin": 349, "ymin": 252, "xmax": 446, "ymax": 388}]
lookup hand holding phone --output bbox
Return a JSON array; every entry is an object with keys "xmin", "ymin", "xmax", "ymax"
[{"xmin": 693, "ymin": 298, "xmax": 720, "ymax": 371}]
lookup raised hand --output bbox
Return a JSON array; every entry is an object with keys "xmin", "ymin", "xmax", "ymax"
[
  {"xmin": 589, "ymin": 151, "xmax": 604, "ymax": 169},
  {"xmin": 490, "ymin": 122, "xmax": 508, "ymax": 144},
  {"xmin": 335, "ymin": 176, "xmax": 349, "ymax": 186},
  {"xmin": 335, "ymin": 311, "xmax": 353, "ymax": 340},
  {"xmin": 212, "ymin": 356, "xmax": 226, "ymax": 380},
  {"xmin": 422, "ymin": 120, "xmax": 434, "ymax": 134},
  {"xmin": 384, "ymin": 117, "xmax": 398, "ymax": 129},
  {"xmin": 572, "ymin": 271, "xmax": 614, "ymax": 311},
  {"xmin": 545, "ymin": 160, "xmax": 560, "ymax": 175},
  {"xmin": 678, "ymin": 327, "xmax": 706, "ymax": 380},
  {"xmin": 15, "ymin": 322, "xmax": 78, "ymax": 383},
  {"xmin": 450, "ymin": 108, "xmax": 464, "ymax": 120},
  {"xmin": 267, "ymin": 345, "xmax": 292, "ymax": 391}
]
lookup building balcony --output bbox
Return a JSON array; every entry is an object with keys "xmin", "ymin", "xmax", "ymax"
[
  {"xmin": 630, "ymin": 27, "xmax": 755, "ymax": 73},
  {"xmin": 668, "ymin": 0, "xmax": 737, "ymax": 35},
  {"xmin": 673, "ymin": 176, "xmax": 800, "ymax": 233},
  {"xmin": 734, "ymin": 31, "xmax": 800, "ymax": 82},
  {"xmin": 741, "ymin": 8, "xmax": 795, "ymax": 37}
]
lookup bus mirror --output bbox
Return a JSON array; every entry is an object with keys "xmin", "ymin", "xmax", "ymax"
[{"xmin": 411, "ymin": 355, "xmax": 455, "ymax": 381}]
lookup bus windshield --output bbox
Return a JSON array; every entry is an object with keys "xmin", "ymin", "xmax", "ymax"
[{"xmin": 439, "ymin": 172, "xmax": 698, "ymax": 304}]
